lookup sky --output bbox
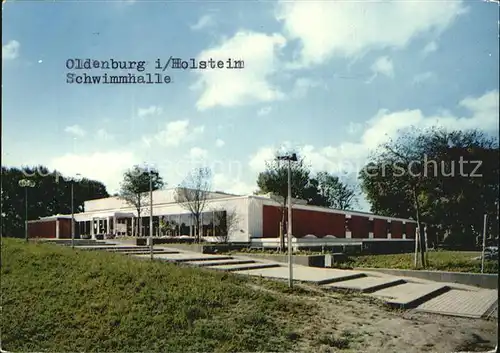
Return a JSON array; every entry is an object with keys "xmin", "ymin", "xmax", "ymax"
[{"xmin": 2, "ymin": 0, "xmax": 499, "ymax": 212}]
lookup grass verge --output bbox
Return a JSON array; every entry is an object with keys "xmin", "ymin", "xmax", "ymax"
[
  {"xmin": 335, "ymin": 251, "xmax": 498, "ymax": 274},
  {"xmin": 1, "ymin": 238, "xmax": 315, "ymax": 352}
]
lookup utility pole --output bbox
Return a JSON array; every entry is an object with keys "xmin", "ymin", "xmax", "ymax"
[
  {"xmin": 149, "ymin": 168, "xmax": 154, "ymax": 260},
  {"xmin": 414, "ymin": 226, "xmax": 419, "ymax": 268},
  {"xmin": 481, "ymin": 213, "xmax": 488, "ymax": 273},
  {"xmin": 70, "ymin": 174, "xmax": 82, "ymax": 249},
  {"xmin": 276, "ymin": 153, "xmax": 298, "ymax": 288},
  {"xmin": 18, "ymin": 179, "xmax": 36, "ymax": 242},
  {"xmin": 287, "ymin": 158, "xmax": 293, "ymax": 288}
]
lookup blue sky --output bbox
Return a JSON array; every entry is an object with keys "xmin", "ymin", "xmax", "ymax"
[{"xmin": 3, "ymin": 0, "xmax": 499, "ymax": 211}]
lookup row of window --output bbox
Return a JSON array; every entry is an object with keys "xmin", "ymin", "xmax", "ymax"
[
  {"xmin": 74, "ymin": 211, "xmax": 228, "ymax": 237},
  {"xmin": 345, "ymin": 218, "xmax": 416, "ymax": 235}
]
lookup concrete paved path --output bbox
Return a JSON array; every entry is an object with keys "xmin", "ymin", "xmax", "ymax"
[{"xmin": 59, "ymin": 239, "xmax": 497, "ymax": 319}]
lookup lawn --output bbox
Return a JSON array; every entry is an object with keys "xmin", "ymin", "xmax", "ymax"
[
  {"xmin": 1, "ymin": 238, "xmax": 497, "ymax": 352},
  {"xmin": 336, "ymin": 251, "xmax": 499, "ymax": 274}
]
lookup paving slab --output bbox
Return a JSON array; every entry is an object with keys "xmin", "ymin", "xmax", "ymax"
[
  {"xmin": 133, "ymin": 253, "xmax": 233, "ymax": 262},
  {"xmin": 185, "ymin": 259, "xmax": 257, "ymax": 267},
  {"xmin": 323, "ymin": 276, "xmax": 406, "ymax": 293},
  {"xmin": 415, "ymin": 289, "xmax": 498, "ymax": 318},
  {"xmin": 360, "ymin": 270, "xmax": 486, "ymax": 291},
  {"xmin": 206, "ymin": 262, "xmax": 282, "ymax": 272},
  {"xmin": 369, "ymin": 282, "xmax": 450, "ymax": 308},
  {"xmin": 120, "ymin": 250, "xmax": 180, "ymax": 255},
  {"xmin": 231, "ymin": 265, "xmax": 366, "ymax": 285},
  {"xmin": 76, "ymin": 245, "xmax": 145, "ymax": 250}
]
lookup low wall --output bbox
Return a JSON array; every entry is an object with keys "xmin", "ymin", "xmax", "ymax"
[
  {"xmin": 144, "ymin": 241, "xmax": 249, "ymax": 254},
  {"xmin": 160, "ymin": 243, "xmax": 205, "ymax": 253},
  {"xmin": 238, "ymin": 253, "xmax": 325, "ymax": 268},
  {"xmin": 356, "ymin": 268, "xmax": 499, "ymax": 289}
]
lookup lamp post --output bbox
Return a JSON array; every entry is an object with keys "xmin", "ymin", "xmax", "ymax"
[
  {"xmin": 276, "ymin": 153, "xmax": 298, "ymax": 288},
  {"xmin": 18, "ymin": 179, "xmax": 36, "ymax": 242},
  {"xmin": 70, "ymin": 173, "xmax": 82, "ymax": 249},
  {"xmin": 481, "ymin": 213, "xmax": 488, "ymax": 273},
  {"xmin": 149, "ymin": 168, "xmax": 154, "ymax": 260}
]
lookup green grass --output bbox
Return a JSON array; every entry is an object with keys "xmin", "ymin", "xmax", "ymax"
[
  {"xmin": 335, "ymin": 251, "xmax": 498, "ymax": 274},
  {"xmin": 1, "ymin": 238, "xmax": 316, "ymax": 352}
]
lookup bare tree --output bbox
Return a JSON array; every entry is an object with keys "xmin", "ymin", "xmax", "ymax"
[
  {"xmin": 174, "ymin": 167, "xmax": 212, "ymax": 242},
  {"xmin": 212, "ymin": 207, "xmax": 240, "ymax": 243}
]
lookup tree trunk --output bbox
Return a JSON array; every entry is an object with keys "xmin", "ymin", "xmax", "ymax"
[{"xmin": 413, "ymin": 186, "xmax": 426, "ymax": 268}]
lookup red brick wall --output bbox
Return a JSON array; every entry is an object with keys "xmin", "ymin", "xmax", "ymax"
[
  {"xmin": 391, "ymin": 221, "xmax": 403, "ymax": 239},
  {"xmin": 405, "ymin": 223, "xmax": 416, "ymax": 239},
  {"xmin": 58, "ymin": 219, "xmax": 72, "ymax": 239},
  {"xmin": 262, "ymin": 204, "xmax": 414, "ymax": 240},
  {"xmin": 350, "ymin": 216, "xmax": 369, "ymax": 238},
  {"xmin": 262, "ymin": 205, "xmax": 282, "ymax": 238},
  {"xmin": 28, "ymin": 221, "xmax": 56, "ymax": 238},
  {"xmin": 262, "ymin": 205, "xmax": 346, "ymax": 238},
  {"xmin": 373, "ymin": 219, "xmax": 387, "ymax": 238}
]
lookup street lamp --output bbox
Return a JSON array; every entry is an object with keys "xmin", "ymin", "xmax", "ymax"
[
  {"xmin": 143, "ymin": 165, "xmax": 154, "ymax": 260},
  {"xmin": 18, "ymin": 179, "xmax": 36, "ymax": 242},
  {"xmin": 70, "ymin": 173, "xmax": 82, "ymax": 249},
  {"xmin": 149, "ymin": 168, "xmax": 154, "ymax": 260},
  {"xmin": 276, "ymin": 152, "xmax": 298, "ymax": 288}
]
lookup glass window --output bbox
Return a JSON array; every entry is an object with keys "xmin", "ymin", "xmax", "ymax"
[
  {"xmin": 180, "ymin": 214, "xmax": 192, "ymax": 236},
  {"xmin": 213, "ymin": 211, "xmax": 227, "ymax": 238},
  {"xmin": 202, "ymin": 211, "xmax": 214, "ymax": 237}
]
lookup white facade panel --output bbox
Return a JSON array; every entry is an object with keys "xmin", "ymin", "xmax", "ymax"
[
  {"xmin": 80, "ymin": 192, "xmax": 251, "ymax": 242},
  {"xmin": 200, "ymin": 196, "xmax": 250, "ymax": 242},
  {"xmin": 247, "ymin": 196, "xmax": 264, "ymax": 238},
  {"xmin": 84, "ymin": 188, "xmax": 238, "ymax": 213}
]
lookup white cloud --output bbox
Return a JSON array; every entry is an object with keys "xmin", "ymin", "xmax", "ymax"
[
  {"xmin": 347, "ymin": 122, "xmax": 363, "ymax": 135},
  {"xmin": 153, "ymin": 120, "xmax": 205, "ymax": 147},
  {"xmin": 212, "ymin": 173, "xmax": 256, "ymax": 195},
  {"xmin": 189, "ymin": 147, "xmax": 208, "ymax": 159},
  {"xmin": 412, "ymin": 71, "xmax": 435, "ymax": 85},
  {"xmin": 192, "ymin": 31, "xmax": 287, "ymax": 110},
  {"xmin": 137, "ymin": 105, "xmax": 162, "ymax": 118},
  {"xmin": 191, "ymin": 14, "xmax": 215, "ymax": 31},
  {"xmin": 2, "ymin": 40, "xmax": 20, "ymax": 61},
  {"xmin": 276, "ymin": 1, "xmax": 466, "ymax": 66},
  {"xmin": 249, "ymin": 146, "xmax": 276, "ymax": 172},
  {"xmin": 49, "ymin": 150, "xmax": 137, "ymax": 194},
  {"xmin": 291, "ymin": 78, "xmax": 322, "ymax": 98},
  {"xmin": 422, "ymin": 41, "xmax": 438, "ymax": 56},
  {"xmin": 257, "ymin": 106, "xmax": 272, "ymax": 116},
  {"xmin": 96, "ymin": 129, "xmax": 114, "ymax": 141},
  {"xmin": 215, "ymin": 139, "xmax": 225, "ymax": 147},
  {"xmin": 64, "ymin": 125, "xmax": 86, "ymax": 137},
  {"xmin": 248, "ymin": 90, "xmax": 499, "ymax": 179},
  {"xmin": 370, "ymin": 56, "xmax": 394, "ymax": 79}
]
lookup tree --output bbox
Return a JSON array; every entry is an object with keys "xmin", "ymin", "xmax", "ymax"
[
  {"xmin": 256, "ymin": 150, "xmax": 312, "ymax": 250},
  {"xmin": 119, "ymin": 165, "xmax": 164, "ymax": 237},
  {"xmin": 1, "ymin": 165, "xmax": 109, "ymax": 238},
  {"xmin": 314, "ymin": 171, "xmax": 358, "ymax": 210},
  {"xmin": 359, "ymin": 126, "xmax": 499, "ymax": 254},
  {"xmin": 174, "ymin": 167, "xmax": 212, "ymax": 243},
  {"xmin": 211, "ymin": 207, "xmax": 240, "ymax": 243}
]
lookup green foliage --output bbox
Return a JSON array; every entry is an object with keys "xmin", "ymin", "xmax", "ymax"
[
  {"xmin": 119, "ymin": 165, "xmax": 164, "ymax": 204},
  {"xmin": 256, "ymin": 150, "xmax": 357, "ymax": 210},
  {"xmin": 119, "ymin": 165, "xmax": 165, "ymax": 236},
  {"xmin": 359, "ymin": 127, "xmax": 499, "ymax": 249},
  {"xmin": 1, "ymin": 238, "xmax": 314, "ymax": 352},
  {"xmin": 336, "ymin": 251, "xmax": 498, "ymax": 274},
  {"xmin": 1, "ymin": 166, "xmax": 109, "ymax": 238}
]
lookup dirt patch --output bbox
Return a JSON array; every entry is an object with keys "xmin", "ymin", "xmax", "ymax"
[{"xmin": 250, "ymin": 281, "xmax": 498, "ymax": 353}]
